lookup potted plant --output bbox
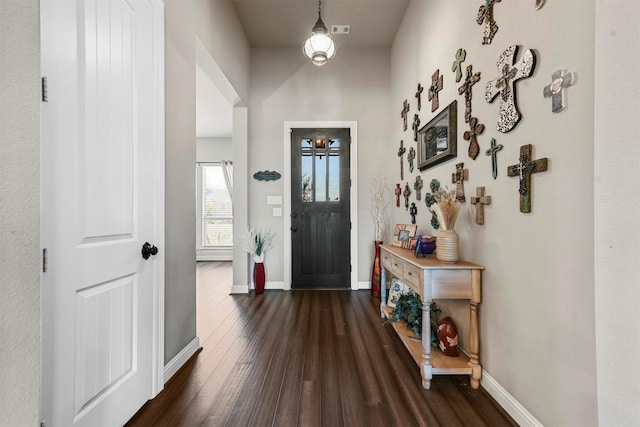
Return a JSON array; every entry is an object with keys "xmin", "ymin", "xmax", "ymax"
[{"xmin": 242, "ymin": 227, "xmax": 275, "ymax": 294}]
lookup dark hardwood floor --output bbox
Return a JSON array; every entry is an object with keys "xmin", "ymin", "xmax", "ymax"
[{"xmin": 126, "ymin": 262, "xmax": 517, "ymax": 427}]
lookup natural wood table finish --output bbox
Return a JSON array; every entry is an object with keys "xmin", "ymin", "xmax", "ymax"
[{"xmin": 380, "ymin": 244, "xmax": 484, "ymax": 389}]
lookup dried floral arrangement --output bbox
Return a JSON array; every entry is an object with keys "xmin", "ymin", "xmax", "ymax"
[
  {"xmin": 371, "ymin": 173, "xmax": 390, "ymax": 241},
  {"xmin": 241, "ymin": 227, "xmax": 275, "ymax": 260},
  {"xmin": 425, "ymin": 179, "xmax": 460, "ymax": 230}
]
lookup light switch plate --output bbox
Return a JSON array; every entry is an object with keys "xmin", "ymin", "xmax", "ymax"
[
  {"xmin": 273, "ymin": 207, "xmax": 282, "ymax": 217},
  {"xmin": 267, "ymin": 196, "xmax": 282, "ymax": 205}
]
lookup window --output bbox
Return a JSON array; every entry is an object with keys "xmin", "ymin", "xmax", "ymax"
[{"xmin": 198, "ymin": 162, "xmax": 233, "ymax": 247}]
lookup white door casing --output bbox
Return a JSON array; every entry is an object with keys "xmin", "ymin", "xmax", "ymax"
[{"xmin": 41, "ymin": 1, "xmax": 164, "ymax": 425}]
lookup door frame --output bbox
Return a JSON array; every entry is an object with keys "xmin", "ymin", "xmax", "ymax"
[{"xmin": 283, "ymin": 121, "xmax": 358, "ymax": 290}]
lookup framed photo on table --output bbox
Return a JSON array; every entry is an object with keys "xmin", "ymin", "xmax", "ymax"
[{"xmin": 392, "ymin": 223, "xmax": 418, "ymax": 248}]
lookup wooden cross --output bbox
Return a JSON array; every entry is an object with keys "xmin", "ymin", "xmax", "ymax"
[
  {"xmin": 452, "ymin": 48, "xmax": 466, "ymax": 83},
  {"xmin": 428, "ymin": 69, "xmax": 444, "ymax": 112},
  {"xmin": 415, "ymin": 83, "xmax": 424, "ymax": 111},
  {"xmin": 476, "ymin": 0, "xmax": 502, "ymax": 45},
  {"xmin": 397, "ymin": 140, "xmax": 406, "ymax": 180},
  {"xmin": 507, "ymin": 144, "xmax": 548, "ymax": 213},
  {"xmin": 458, "ymin": 64, "xmax": 481, "ymax": 124},
  {"xmin": 413, "ymin": 175, "xmax": 424, "ymax": 200},
  {"xmin": 463, "ymin": 116, "xmax": 485, "ymax": 160},
  {"xmin": 452, "ymin": 162, "xmax": 469, "ymax": 203},
  {"xmin": 412, "ymin": 114, "xmax": 421, "ymax": 142},
  {"xmin": 403, "ymin": 183, "xmax": 412, "ymax": 211},
  {"xmin": 409, "ymin": 203, "xmax": 417, "ymax": 224},
  {"xmin": 395, "ymin": 183, "xmax": 402, "ymax": 207},
  {"xmin": 401, "ymin": 100, "xmax": 410, "ymax": 131},
  {"xmin": 485, "ymin": 138, "xmax": 503, "ymax": 180},
  {"xmin": 470, "ymin": 187, "xmax": 492, "ymax": 225},
  {"xmin": 408, "ymin": 147, "xmax": 416, "ymax": 173},
  {"xmin": 486, "ymin": 45, "xmax": 536, "ymax": 133},
  {"xmin": 543, "ymin": 69, "xmax": 574, "ymax": 113}
]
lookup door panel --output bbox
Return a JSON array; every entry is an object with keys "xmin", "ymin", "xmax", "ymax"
[
  {"xmin": 41, "ymin": 1, "xmax": 162, "ymax": 425},
  {"xmin": 291, "ymin": 128, "xmax": 350, "ymax": 289}
]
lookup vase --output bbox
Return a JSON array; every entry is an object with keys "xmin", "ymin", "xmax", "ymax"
[
  {"xmin": 437, "ymin": 317, "xmax": 460, "ymax": 357},
  {"xmin": 253, "ymin": 254, "xmax": 266, "ymax": 294},
  {"xmin": 371, "ymin": 240, "xmax": 383, "ymax": 297},
  {"xmin": 436, "ymin": 229, "xmax": 459, "ymax": 263}
]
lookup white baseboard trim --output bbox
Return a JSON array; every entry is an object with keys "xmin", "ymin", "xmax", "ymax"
[
  {"xmin": 481, "ymin": 370, "xmax": 543, "ymax": 427},
  {"xmin": 230, "ymin": 284, "xmax": 249, "ymax": 294},
  {"xmin": 357, "ymin": 281, "xmax": 371, "ymax": 290},
  {"xmin": 164, "ymin": 336, "xmax": 200, "ymax": 383}
]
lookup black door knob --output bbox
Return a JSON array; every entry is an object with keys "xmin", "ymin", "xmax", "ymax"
[{"xmin": 142, "ymin": 242, "xmax": 158, "ymax": 260}]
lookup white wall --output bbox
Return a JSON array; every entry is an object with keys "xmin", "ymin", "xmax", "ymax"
[
  {"xmin": 249, "ymin": 47, "xmax": 391, "ymax": 286},
  {"xmin": 391, "ymin": 1, "xmax": 596, "ymax": 425},
  {"xmin": 0, "ymin": 1, "xmax": 41, "ymax": 425},
  {"xmin": 164, "ymin": 0, "xmax": 250, "ymax": 363},
  {"xmin": 594, "ymin": 2, "xmax": 640, "ymax": 425},
  {"xmin": 197, "ymin": 137, "xmax": 233, "ymax": 162}
]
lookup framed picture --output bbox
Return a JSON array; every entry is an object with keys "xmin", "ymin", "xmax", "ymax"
[
  {"xmin": 392, "ymin": 223, "xmax": 418, "ymax": 248},
  {"xmin": 418, "ymin": 100, "xmax": 458, "ymax": 171}
]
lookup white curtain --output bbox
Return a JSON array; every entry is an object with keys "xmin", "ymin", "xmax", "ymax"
[{"xmin": 221, "ymin": 160, "xmax": 233, "ymax": 198}]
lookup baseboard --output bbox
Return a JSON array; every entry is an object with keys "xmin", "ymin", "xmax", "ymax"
[
  {"xmin": 481, "ymin": 370, "xmax": 543, "ymax": 427},
  {"xmin": 230, "ymin": 284, "xmax": 248, "ymax": 294},
  {"xmin": 164, "ymin": 336, "xmax": 200, "ymax": 383},
  {"xmin": 357, "ymin": 281, "xmax": 371, "ymax": 290}
]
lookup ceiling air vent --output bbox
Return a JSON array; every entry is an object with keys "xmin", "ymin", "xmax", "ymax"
[{"xmin": 331, "ymin": 25, "xmax": 350, "ymax": 35}]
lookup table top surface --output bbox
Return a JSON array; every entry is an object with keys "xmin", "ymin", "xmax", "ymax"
[{"xmin": 380, "ymin": 244, "xmax": 484, "ymax": 270}]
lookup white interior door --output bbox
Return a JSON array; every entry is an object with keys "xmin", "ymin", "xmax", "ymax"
[{"xmin": 41, "ymin": 1, "xmax": 164, "ymax": 425}]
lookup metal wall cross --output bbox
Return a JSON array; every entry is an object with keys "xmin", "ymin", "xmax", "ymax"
[
  {"xmin": 412, "ymin": 114, "xmax": 421, "ymax": 142},
  {"xmin": 452, "ymin": 48, "xmax": 466, "ymax": 83},
  {"xmin": 397, "ymin": 140, "xmax": 406, "ymax": 180},
  {"xmin": 408, "ymin": 147, "xmax": 416, "ymax": 173},
  {"xmin": 543, "ymin": 69, "xmax": 573, "ymax": 113},
  {"xmin": 458, "ymin": 64, "xmax": 481, "ymax": 124},
  {"xmin": 403, "ymin": 183, "xmax": 412, "ymax": 210},
  {"xmin": 428, "ymin": 69, "xmax": 444, "ymax": 112},
  {"xmin": 415, "ymin": 83, "xmax": 424, "ymax": 111},
  {"xmin": 507, "ymin": 144, "xmax": 548, "ymax": 213},
  {"xmin": 395, "ymin": 183, "xmax": 402, "ymax": 207},
  {"xmin": 476, "ymin": 0, "xmax": 502, "ymax": 45},
  {"xmin": 401, "ymin": 99, "xmax": 410, "ymax": 131},
  {"xmin": 486, "ymin": 45, "xmax": 536, "ymax": 133},
  {"xmin": 452, "ymin": 162, "xmax": 469, "ymax": 203},
  {"xmin": 463, "ymin": 116, "xmax": 485, "ymax": 160},
  {"xmin": 409, "ymin": 203, "xmax": 417, "ymax": 224},
  {"xmin": 413, "ymin": 175, "xmax": 424, "ymax": 200},
  {"xmin": 470, "ymin": 187, "xmax": 492, "ymax": 225},
  {"xmin": 485, "ymin": 138, "xmax": 503, "ymax": 179}
]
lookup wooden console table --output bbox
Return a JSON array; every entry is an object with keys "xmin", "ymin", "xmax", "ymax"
[{"xmin": 379, "ymin": 244, "xmax": 483, "ymax": 389}]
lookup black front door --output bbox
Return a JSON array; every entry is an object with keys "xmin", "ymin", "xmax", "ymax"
[{"xmin": 291, "ymin": 128, "xmax": 351, "ymax": 289}]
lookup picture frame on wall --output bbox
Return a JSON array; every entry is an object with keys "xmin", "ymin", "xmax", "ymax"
[
  {"xmin": 392, "ymin": 223, "xmax": 418, "ymax": 248},
  {"xmin": 418, "ymin": 100, "xmax": 458, "ymax": 171}
]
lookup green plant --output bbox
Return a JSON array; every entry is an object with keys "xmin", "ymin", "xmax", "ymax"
[{"xmin": 389, "ymin": 292, "xmax": 423, "ymax": 337}]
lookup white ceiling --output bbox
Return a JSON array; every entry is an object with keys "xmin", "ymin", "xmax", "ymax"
[{"xmin": 195, "ymin": 0, "xmax": 410, "ymax": 138}]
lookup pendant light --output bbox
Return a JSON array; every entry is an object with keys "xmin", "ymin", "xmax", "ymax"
[{"xmin": 302, "ymin": 0, "xmax": 336, "ymax": 67}]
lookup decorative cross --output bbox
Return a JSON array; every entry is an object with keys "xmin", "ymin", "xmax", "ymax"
[
  {"xmin": 415, "ymin": 83, "xmax": 424, "ymax": 111},
  {"xmin": 408, "ymin": 147, "xmax": 416, "ymax": 173},
  {"xmin": 409, "ymin": 203, "xmax": 417, "ymax": 224},
  {"xmin": 412, "ymin": 114, "xmax": 421, "ymax": 142},
  {"xmin": 543, "ymin": 69, "xmax": 574, "ymax": 113},
  {"xmin": 507, "ymin": 144, "xmax": 548, "ymax": 213},
  {"xmin": 428, "ymin": 69, "xmax": 444, "ymax": 112},
  {"xmin": 485, "ymin": 138, "xmax": 503, "ymax": 180},
  {"xmin": 403, "ymin": 183, "xmax": 412, "ymax": 211},
  {"xmin": 470, "ymin": 187, "xmax": 492, "ymax": 225},
  {"xmin": 397, "ymin": 140, "xmax": 406, "ymax": 180},
  {"xmin": 452, "ymin": 48, "xmax": 466, "ymax": 83},
  {"xmin": 486, "ymin": 45, "xmax": 536, "ymax": 133},
  {"xmin": 395, "ymin": 183, "xmax": 402, "ymax": 207},
  {"xmin": 458, "ymin": 64, "xmax": 481, "ymax": 124},
  {"xmin": 413, "ymin": 175, "xmax": 424, "ymax": 200},
  {"xmin": 476, "ymin": 0, "xmax": 502, "ymax": 45},
  {"xmin": 401, "ymin": 100, "xmax": 410, "ymax": 131},
  {"xmin": 535, "ymin": 0, "xmax": 545, "ymax": 10},
  {"xmin": 452, "ymin": 162, "xmax": 469, "ymax": 203},
  {"xmin": 463, "ymin": 116, "xmax": 485, "ymax": 160}
]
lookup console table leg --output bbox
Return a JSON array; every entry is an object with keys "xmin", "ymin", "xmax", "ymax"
[
  {"xmin": 469, "ymin": 302, "xmax": 481, "ymax": 389},
  {"xmin": 422, "ymin": 300, "xmax": 433, "ymax": 389},
  {"xmin": 380, "ymin": 267, "xmax": 387, "ymax": 318}
]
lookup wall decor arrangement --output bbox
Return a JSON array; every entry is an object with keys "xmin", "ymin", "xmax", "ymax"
[
  {"xmin": 486, "ymin": 45, "xmax": 536, "ymax": 133},
  {"xmin": 408, "ymin": 146, "xmax": 416, "ymax": 173},
  {"xmin": 253, "ymin": 170, "xmax": 282, "ymax": 181},
  {"xmin": 543, "ymin": 69, "xmax": 574, "ymax": 113},
  {"xmin": 397, "ymin": 140, "xmax": 406, "ymax": 180},
  {"xmin": 463, "ymin": 116, "xmax": 485, "ymax": 160},
  {"xmin": 409, "ymin": 202, "xmax": 417, "ymax": 224},
  {"xmin": 485, "ymin": 138, "xmax": 504, "ymax": 179},
  {"xmin": 415, "ymin": 83, "xmax": 424, "ymax": 111},
  {"xmin": 412, "ymin": 114, "xmax": 421, "ymax": 142},
  {"xmin": 392, "ymin": 223, "xmax": 418, "ymax": 248},
  {"xmin": 452, "ymin": 48, "xmax": 467, "ymax": 83},
  {"xmin": 452, "ymin": 162, "xmax": 469, "ymax": 203},
  {"xmin": 458, "ymin": 64, "xmax": 481, "ymax": 124},
  {"xmin": 428, "ymin": 69, "xmax": 444, "ymax": 112},
  {"xmin": 414, "ymin": 175, "xmax": 424, "ymax": 200},
  {"xmin": 401, "ymin": 99, "xmax": 410, "ymax": 131},
  {"xmin": 395, "ymin": 183, "xmax": 402, "ymax": 207},
  {"xmin": 403, "ymin": 182, "xmax": 412, "ymax": 210},
  {"xmin": 418, "ymin": 100, "xmax": 458, "ymax": 171},
  {"xmin": 470, "ymin": 187, "xmax": 492, "ymax": 225},
  {"xmin": 507, "ymin": 144, "xmax": 548, "ymax": 213},
  {"xmin": 476, "ymin": 0, "xmax": 501, "ymax": 45}
]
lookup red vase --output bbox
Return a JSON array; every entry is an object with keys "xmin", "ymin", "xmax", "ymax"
[
  {"xmin": 437, "ymin": 317, "xmax": 459, "ymax": 357},
  {"xmin": 371, "ymin": 240, "xmax": 383, "ymax": 297},
  {"xmin": 254, "ymin": 262, "xmax": 265, "ymax": 294}
]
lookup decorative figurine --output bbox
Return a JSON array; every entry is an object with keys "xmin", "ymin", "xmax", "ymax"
[
  {"xmin": 409, "ymin": 203, "xmax": 417, "ymax": 224},
  {"xmin": 477, "ymin": 0, "xmax": 501, "ymax": 45},
  {"xmin": 408, "ymin": 147, "xmax": 416, "ymax": 173},
  {"xmin": 413, "ymin": 175, "xmax": 424, "ymax": 201},
  {"xmin": 415, "ymin": 83, "xmax": 424, "ymax": 111},
  {"xmin": 401, "ymin": 99, "xmax": 410, "ymax": 131},
  {"xmin": 507, "ymin": 144, "xmax": 548, "ymax": 213},
  {"xmin": 397, "ymin": 140, "xmax": 406, "ymax": 180},
  {"xmin": 452, "ymin": 48, "xmax": 466, "ymax": 83},
  {"xmin": 452, "ymin": 163, "xmax": 469, "ymax": 203},
  {"xmin": 428, "ymin": 69, "xmax": 444, "ymax": 112},
  {"xmin": 470, "ymin": 187, "xmax": 492, "ymax": 225},
  {"xmin": 486, "ymin": 45, "xmax": 536, "ymax": 133},
  {"xmin": 458, "ymin": 64, "xmax": 481, "ymax": 124},
  {"xmin": 463, "ymin": 117, "xmax": 485, "ymax": 160},
  {"xmin": 403, "ymin": 182, "xmax": 412, "ymax": 211},
  {"xmin": 485, "ymin": 138, "xmax": 503, "ymax": 180},
  {"xmin": 395, "ymin": 183, "xmax": 402, "ymax": 208},
  {"xmin": 438, "ymin": 317, "xmax": 460, "ymax": 357},
  {"xmin": 543, "ymin": 69, "xmax": 574, "ymax": 113}
]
